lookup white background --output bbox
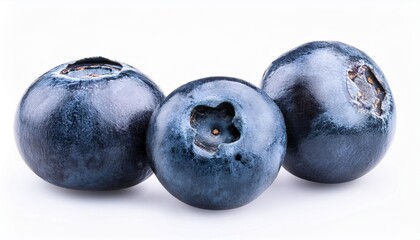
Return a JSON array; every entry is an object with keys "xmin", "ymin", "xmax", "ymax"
[{"xmin": 1, "ymin": 0, "xmax": 419, "ymax": 239}]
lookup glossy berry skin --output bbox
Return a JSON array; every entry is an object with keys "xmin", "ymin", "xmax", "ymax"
[
  {"xmin": 147, "ymin": 77, "xmax": 286, "ymax": 210},
  {"xmin": 15, "ymin": 57, "xmax": 164, "ymax": 190},
  {"xmin": 262, "ymin": 41, "xmax": 396, "ymax": 183}
]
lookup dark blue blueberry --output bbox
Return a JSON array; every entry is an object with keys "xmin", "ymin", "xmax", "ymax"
[
  {"xmin": 147, "ymin": 77, "xmax": 287, "ymax": 210},
  {"xmin": 262, "ymin": 41, "xmax": 396, "ymax": 183},
  {"xmin": 15, "ymin": 57, "xmax": 164, "ymax": 190}
]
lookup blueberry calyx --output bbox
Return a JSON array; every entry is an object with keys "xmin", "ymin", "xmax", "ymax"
[
  {"xmin": 190, "ymin": 102, "xmax": 240, "ymax": 152},
  {"xmin": 60, "ymin": 56, "xmax": 123, "ymax": 79},
  {"xmin": 347, "ymin": 65, "xmax": 385, "ymax": 116}
]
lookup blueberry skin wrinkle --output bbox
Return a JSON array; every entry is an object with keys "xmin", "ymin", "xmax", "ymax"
[
  {"xmin": 262, "ymin": 41, "xmax": 396, "ymax": 183},
  {"xmin": 15, "ymin": 57, "xmax": 164, "ymax": 190},
  {"xmin": 147, "ymin": 77, "xmax": 287, "ymax": 210}
]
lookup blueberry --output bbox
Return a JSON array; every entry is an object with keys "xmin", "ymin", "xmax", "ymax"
[
  {"xmin": 15, "ymin": 57, "xmax": 164, "ymax": 190},
  {"xmin": 262, "ymin": 41, "xmax": 396, "ymax": 183},
  {"xmin": 147, "ymin": 77, "xmax": 286, "ymax": 209}
]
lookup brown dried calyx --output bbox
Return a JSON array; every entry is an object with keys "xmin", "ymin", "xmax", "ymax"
[
  {"xmin": 348, "ymin": 65, "xmax": 385, "ymax": 116},
  {"xmin": 60, "ymin": 57, "xmax": 122, "ymax": 78}
]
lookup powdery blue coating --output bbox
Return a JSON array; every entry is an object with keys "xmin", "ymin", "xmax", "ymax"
[
  {"xmin": 147, "ymin": 77, "xmax": 287, "ymax": 210},
  {"xmin": 15, "ymin": 57, "xmax": 164, "ymax": 190},
  {"xmin": 262, "ymin": 41, "xmax": 396, "ymax": 183}
]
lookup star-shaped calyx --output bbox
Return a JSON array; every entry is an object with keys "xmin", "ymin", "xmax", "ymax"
[{"xmin": 190, "ymin": 102, "xmax": 240, "ymax": 152}]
